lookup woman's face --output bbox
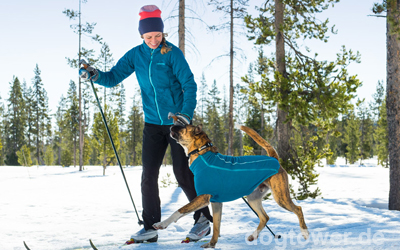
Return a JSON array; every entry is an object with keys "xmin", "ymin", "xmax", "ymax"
[{"xmin": 143, "ymin": 32, "xmax": 163, "ymax": 49}]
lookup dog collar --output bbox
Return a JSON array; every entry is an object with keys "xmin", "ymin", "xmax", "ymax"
[{"xmin": 188, "ymin": 142, "xmax": 213, "ymax": 157}]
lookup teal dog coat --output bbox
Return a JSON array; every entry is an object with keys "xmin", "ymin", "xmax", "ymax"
[{"xmin": 190, "ymin": 151, "xmax": 280, "ymax": 203}]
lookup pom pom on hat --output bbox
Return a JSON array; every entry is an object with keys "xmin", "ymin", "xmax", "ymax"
[{"xmin": 138, "ymin": 5, "xmax": 164, "ymax": 35}]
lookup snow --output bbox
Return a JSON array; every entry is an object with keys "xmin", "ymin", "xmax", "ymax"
[{"xmin": 1, "ymin": 158, "xmax": 399, "ymax": 250}]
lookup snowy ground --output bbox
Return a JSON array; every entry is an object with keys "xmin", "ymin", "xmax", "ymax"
[{"xmin": 1, "ymin": 157, "xmax": 399, "ymax": 250}]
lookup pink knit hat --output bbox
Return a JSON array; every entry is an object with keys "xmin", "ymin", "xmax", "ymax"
[{"xmin": 138, "ymin": 5, "xmax": 164, "ymax": 35}]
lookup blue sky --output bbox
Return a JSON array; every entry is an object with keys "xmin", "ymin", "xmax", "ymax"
[{"xmin": 0, "ymin": 0, "xmax": 385, "ymax": 114}]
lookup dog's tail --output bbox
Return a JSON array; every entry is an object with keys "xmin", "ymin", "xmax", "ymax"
[{"xmin": 235, "ymin": 124, "xmax": 279, "ymax": 160}]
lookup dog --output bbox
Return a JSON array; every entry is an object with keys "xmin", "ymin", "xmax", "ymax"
[{"xmin": 153, "ymin": 122, "xmax": 309, "ymax": 248}]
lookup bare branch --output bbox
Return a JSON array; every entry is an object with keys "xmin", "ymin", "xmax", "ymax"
[{"xmin": 367, "ymin": 14, "xmax": 386, "ymax": 18}]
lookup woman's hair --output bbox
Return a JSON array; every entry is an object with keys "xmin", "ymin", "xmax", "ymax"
[{"xmin": 161, "ymin": 33, "xmax": 172, "ymax": 55}]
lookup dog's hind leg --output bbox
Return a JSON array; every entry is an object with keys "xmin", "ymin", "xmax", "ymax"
[
  {"xmin": 267, "ymin": 167, "xmax": 309, "ymax": 239},
  {"xmin": 246, "ymin": 185, "xmax": 270, "ymax": 242}
]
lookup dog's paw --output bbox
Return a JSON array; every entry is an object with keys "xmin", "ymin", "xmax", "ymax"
[
  {"xmin": 301, "ymin": 229, "xmax": 309, "ymax": 239},
  {"xmin": 201, "ymin": 241, "xmax": 216, "ymax": 248},
  {"xmin": 247, "ymin": 231, "xmax": 259, "ymax": 242},
  {"xmin": 153, "ymin": 221, "xmax": 168, "ymax": 230}
]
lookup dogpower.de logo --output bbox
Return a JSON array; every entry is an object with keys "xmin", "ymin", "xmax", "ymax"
[{"xmin": 245, "ymin": 228, "xmax": 384, "ymax": 248}]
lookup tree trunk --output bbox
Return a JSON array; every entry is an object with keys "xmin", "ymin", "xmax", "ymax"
[
  {"xmin": 228, "ymin": 0, "xmax": 234, "ymax": 156},
  {"xmin": 74, "ymin": 138, "xmax": 77, "ymax": 167},
  {"xmin": 36, "ymin": 111, "xmax": 40, "ymax": 165},
  {"xmin": 58, "ymin": 141, "xmax": 61, "ymax": 165},
  {"xmin": 78, "ymin": 0, "xmax": 84, "ymax": 171},
  {"xmin": 179, "ymin": 0, "xmax": 185, "ymax": 56},
  {"xmin": 133, "ymin": 113, "xmax": 136, "ymax": 166},
  {"xmin": 275, "ymin": 0, "xmax": 290, "ymax": 162},
  {"xmin": 387, "ymin": 0, "xmax": 400, "ymax": 211}
]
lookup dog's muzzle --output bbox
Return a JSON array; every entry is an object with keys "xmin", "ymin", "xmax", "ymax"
[{"xmin": 170, "ymin": 125, "xmax": 184, "ymax": 141}]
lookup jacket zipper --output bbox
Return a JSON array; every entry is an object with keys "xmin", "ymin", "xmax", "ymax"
[{"xmin": 149, "ymin": 49, "xmax": 163, "ymax": 124}]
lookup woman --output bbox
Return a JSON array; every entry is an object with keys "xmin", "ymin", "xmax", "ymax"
[{"xmin": 79, "ymin": 5, "xmax": 212, "ymax": 244}]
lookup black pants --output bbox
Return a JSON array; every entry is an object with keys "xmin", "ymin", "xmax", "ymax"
[{"xmin": 141, "ymin": 123, "xmax": 211, "ymax": 230}]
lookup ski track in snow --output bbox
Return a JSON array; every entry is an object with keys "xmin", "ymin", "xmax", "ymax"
[{"xmin": 1, "ymin": 157, "xmax": 400, "ymax": 250}]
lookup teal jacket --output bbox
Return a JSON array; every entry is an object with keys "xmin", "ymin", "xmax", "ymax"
[
  {"xmin": 94, "ymin": 41, "xmax": 197, "ymax": 125},
  {"xmin": 190, "ymin": 151, "xmax": 280, "ymax": 203}
]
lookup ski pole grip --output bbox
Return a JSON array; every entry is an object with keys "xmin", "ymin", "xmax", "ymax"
[{"xmin": 80, "ymin": 59, "xmax": 89, "ymax": 69}]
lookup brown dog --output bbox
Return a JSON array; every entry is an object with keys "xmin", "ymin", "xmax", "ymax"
[{"xmin": 153, "ymin": 123, "xmax": 309, "ymax": 248}]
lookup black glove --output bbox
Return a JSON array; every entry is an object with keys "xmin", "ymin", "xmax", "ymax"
[
  {"xmin": 168, "ymin": 112, "xmax": 191, "ymax": 127},
  {"xmin": 79, "ymin": 65, "xmax": 99, "ymax": 82}
]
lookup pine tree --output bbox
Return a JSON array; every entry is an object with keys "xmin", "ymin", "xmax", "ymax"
[
  {"xmin": 357, "ymin": 101, "xmax": 374, "ymax": 164},
  {"xmin": 204, "ymin": 80, "xmax": 226, "ymax": 153},
  {"xmin": 22, "ymin": 81, "xmax": 34, "ymax": 150},
  {"xmin": 233, "ymin": 81, "xmax": 248, "ymax": 156},
  {"xmin": 241, "ymin": 59, "xmax": 275, "ymax": 156},
  {"xmin": 92, "ymin": 104, "xmax": 120, "ymax": 175},
  {"xmin": 43, "ymin": 146, "xmax": 54, "ymax": 166},
  {"xmin": 368, "ymin": 80, "xmax": 386, "ymax": 156},
  {"xmin": 114, "ymin": 83, "xmax": 127, "ymax": 166},
  {"xmin": 31, "ymin": 64, "xmax": 51, "ymax": 165},
  {"xmin": 61, "ymin": 147, "xmax": 73, "ymax": 167},
  {"xmin": 236, "ymin": 64, "xmax": 252, "ymax": 126},
  {"xmin": 54, "ymin": 95, "xmax": 67, "ymax": 165},
  {"xmin": 222, "ymin": 86, "xmax": 229, "ymax": 155},
  {"xmin": 114, "ymin": 84, "xmax": 126, "ymax": 127},
  {"xmin": 0, "ymin": 94, "xmax": 4, "ymax": 165},
  {"xmin": 244, "ymin": 0, "xmax": 361, "ymax": 199},
  {"xmin": 96, "ymin": 39, "xmax": 114, "ymax": 72},
  {"xmin": 16, "ymin": 145, "xmax": 32, "ymax": 167},
  {"xmin": 326, "ymin": 119, "xmax": 340, "ymax": 165},
  {"xmin": 88, "ymin": 135, "xmax": 100, "ymax": 166},
  {"xmin": 209, "ymin": 0, "xmax": 250, "ymax": 155},
  {"xmin": 64, "ymin": 81, "xmax": 80, "ymax": 167},
  {"xmin": 344, "ymin": 110, "xmax": 361, "ymax": 164},
  {"xmin": 64, "ymin": 0, "xmax": 98, "ymax": 171},
  {"xmin": 193, "ymin": 72, "xmax": 208, "ymax": 125},
  {"xmin": 95, "ymin": 39, "xmax": 116, "ymax": 119},
  {"xmin": 127, "ymin": 91, "xmax": 144, "ymax": 166},
  {"xmin": 243, "ymin": 100, "xmax": 263, "ymax": 154},
  {"xmin": 290, "ymin": 120, "xmax": 325, "ymax": 199},
  {"xmin": 336, "ymin": 113, "xmax": 349, "ymax": 164},
  {"xmin": 375, "ymin": 100, "xmax": 389, "ymax": 167},
  {"xmin": 373, "ymin": 0, "xmax": 400, "ymax": 210},
  {"xmin": 5, "ymin": 77, "xmax": 26, "ymax": 165},
  {"xmin": 82, "ymin": 136, "xmax": 91, "ymax": 166},
  {"xmin": 370, "ymin": 80, "xmax": 385, "ymax": 120}
]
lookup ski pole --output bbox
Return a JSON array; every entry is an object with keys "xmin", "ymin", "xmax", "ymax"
[
  {"xmin": 242, "ymin": 197, "xmax": 281, "ymax": 239},
  {"xmin": 80, "ymin": 60, "xmax": 144, "ymax": 226}
]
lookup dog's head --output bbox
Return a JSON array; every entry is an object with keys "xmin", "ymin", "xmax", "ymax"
[
  {"xmin": 170, "ymin": 124, "xmax": 203, "ymax": 146},
  {"xmin": 170, "ymin": 124, "xmax": 216, "ymax": 157}
]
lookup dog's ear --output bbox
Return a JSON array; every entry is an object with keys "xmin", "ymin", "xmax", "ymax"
[{"xmin": 194, "ymin": 124, "xmax": 203, "ymax": 135}]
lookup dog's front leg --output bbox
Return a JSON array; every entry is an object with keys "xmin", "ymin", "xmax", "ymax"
[
  {"xmin": 201, "ymin": 202, "xmax": 222, "ymax": 248},
  {"xmin": 153, "ymin": 194, "xmax": 211, "ymax": 230}
]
